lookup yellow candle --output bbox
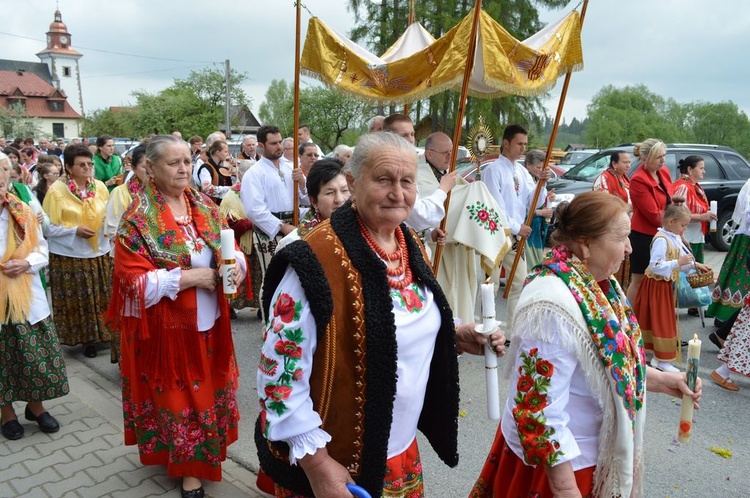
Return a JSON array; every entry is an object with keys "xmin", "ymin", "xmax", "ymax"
[{"xmin": 678, "ymin": 334, "xmax": 701, "ymax": 444}]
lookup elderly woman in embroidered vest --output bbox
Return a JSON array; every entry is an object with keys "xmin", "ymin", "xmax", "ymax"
[
  {"xmin": 0, "ymin": 167, "xmax": 69, "ymax": 441},
  {"xmin": 470, "ymin": 192, "xmax": 702, "ymax": 498},
  {"xmin": 105, "ymin": 135, "xmax": 246, "ymax": 498},
  {"xmin": 42, "ymin": 144, "xmax": 116, "ymax": 361},
  {"xmin": 255, "ymin": 132, "xmax": 506, "ymax": 498}
]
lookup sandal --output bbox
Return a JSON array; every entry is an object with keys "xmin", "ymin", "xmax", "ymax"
[{"xmin": 711, "ymin": 371, "xmax": 740, "ymax": 392}]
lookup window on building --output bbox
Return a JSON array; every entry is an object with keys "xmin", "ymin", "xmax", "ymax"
[
  {"xmin": 62, "ymin": 66, "xmax": 71, "ymax": 77},
  {"xmin": 52, "ymin": 123, "xmax": 65, "ymax": 139},
  {"xmin": 49, "ymin": 101, "xmax": 64, "ymax": 111}
]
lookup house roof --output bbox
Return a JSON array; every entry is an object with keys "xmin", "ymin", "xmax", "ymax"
[
  {"xmin": 0, "ymin": 70, "xmax": 80, "ymax": 119},
  {"xmin": 0, "ymin": 60, "xmax": 53, "ymax": 85}
]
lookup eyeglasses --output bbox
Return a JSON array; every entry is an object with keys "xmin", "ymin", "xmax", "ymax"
[
  {"xmin": 303, "ymin": 153, "xmax": 319, "ymax": 158},
  {"xmin": 45, "ymin": 172, "xmax": 60, "ymax": 177},
  {"xmin": 73, "ymin": 161, "xmax": 94, "ymax": 168},
  {"xmin": 427, "ymin": 148, "xmax": 452, "ymax": 157}
]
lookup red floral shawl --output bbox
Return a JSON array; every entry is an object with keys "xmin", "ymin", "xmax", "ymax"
[{"xmin": 105, "ymin": 182, "xmax": 234, "ymax": 386}]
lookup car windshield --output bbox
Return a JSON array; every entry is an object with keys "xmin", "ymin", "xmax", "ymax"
[
  {"xmin": 559, "ymin": 151, "xmax": 593, "ymax": 165},
  {"xmin": 562, "ymin": 152, "xmax": 612, "ymax": 181}
]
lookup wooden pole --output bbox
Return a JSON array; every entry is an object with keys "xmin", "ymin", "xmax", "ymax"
[
  {"xmin": 292, "ymin": 1, "xmax": 302, "ymax": 226},
  {"xmin": 432, "ymin": 0, "xmax": 483, "ymax": 277},
  {"xmin": 403, "ymin": 0, "xmax": 416, "ymax": 116},
  {"xmin": 503, "ymin": 0, "xmax": 589, "ymax": 299}
]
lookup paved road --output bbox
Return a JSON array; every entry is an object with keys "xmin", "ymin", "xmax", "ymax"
[{"xmin": 76, "ymin": 245, "xmax": 749, "ymax": 497}]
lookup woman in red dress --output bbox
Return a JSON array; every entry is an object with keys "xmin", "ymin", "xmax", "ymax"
[{"xmin": 106, "ymin": 135, "xmax": 246, "ymax": 498}]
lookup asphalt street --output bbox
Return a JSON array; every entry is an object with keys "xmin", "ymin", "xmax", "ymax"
[{"xmin": 78, "ymin": 245, "xmax": 749, "ymax": 497}]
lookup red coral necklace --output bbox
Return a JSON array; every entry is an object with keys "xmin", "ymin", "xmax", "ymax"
[{"xmin": 356, "ymin": 214, "xmax": 413, "ymax": 289}]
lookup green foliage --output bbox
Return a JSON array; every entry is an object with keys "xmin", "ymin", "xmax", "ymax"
[
  {"xmin": 0, "ymin": 101, "xmax": 43, "ymax": 138},
  {"xmin": 258, "ymin": 79, "xmax": 294, "ymax": 137},
  {"xmin": 684, "ymin": 101, "xmax": 750, "ymax": 157},
  {"xmin": 82, "ymin": 66, "xmax": 251, "ymax": 139}
]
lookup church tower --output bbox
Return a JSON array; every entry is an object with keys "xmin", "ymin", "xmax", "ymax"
[{"xmin": 36, "ymin": 10, "xmax": 84, "ymax": 115}]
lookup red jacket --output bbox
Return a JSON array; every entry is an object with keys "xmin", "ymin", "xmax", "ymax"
[{"xmin": 629, "ymin": 164, "xmax": 673, "ymax": 235}]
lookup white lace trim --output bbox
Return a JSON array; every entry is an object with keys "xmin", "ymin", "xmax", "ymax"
[{"xmin": 285, "ymin": 427, "xmax": 333, "ymax": 465}]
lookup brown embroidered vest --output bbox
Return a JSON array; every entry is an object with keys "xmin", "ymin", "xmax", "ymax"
[
  {"xmin": 644, "ymin": 232, "xmax": 680, "ymax": 282},
  {"xmin": 256, "ymin": 203, "xmax": 459, "ymax": 496}
]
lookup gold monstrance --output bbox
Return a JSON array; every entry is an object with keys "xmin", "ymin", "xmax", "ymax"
[{"xmin": 466, "ymin": 116, "xmax": 493, "ymax": 182}]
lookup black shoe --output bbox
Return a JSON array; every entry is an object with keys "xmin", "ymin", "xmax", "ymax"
[
  {"xmin": 1, "ymin": 419, "xmax": 24, "ymax": 440},
  {"xmin": 181, "ymin": 486, "xmax": 204, "ymax": 498},
  {"xmin": 256, "ymin": 308, "xmax": 263, "ymax": 320},
  {"xmin": 680, "ymin": 340, "xmax": 689, "ymax": 348},
  {"xmin": 709, "ymin": 332, "xmax": 724, "ymax": 350},
  {"xmin": 229, "ymin": 308, "xmax": 237, "ymax": 319},
  {"xmin": 25, "ymin": 405, "xmax": 60, "ymax": 433},
  {"xmin": 83, "ymin": 345, "xmax": 97, "ymax": 358},
  {"xmin": 687, "ymin": 308, "xmax": 700, "ymax": 316}
]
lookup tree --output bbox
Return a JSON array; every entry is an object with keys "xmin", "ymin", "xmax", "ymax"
[
  {"xmin": 82, "ymin": 107, "xmax": 137, "ymax": 138},
  {"xmin": 0, "ymin": 101, "xmax": 42, "ymax": 138},
  {"xmin": 258, "ymin": 79, "xmax": 294, "ymax": 137},
  {"xmin": 300, "ymin": 86, "xmax": 371, "ymax": 151},
  {"xmin": 585, "ymin": 84, "xmax": 686, "ymax": 147},
  {"xmin": 684, "ymin": 101, "xmax": 750, "ymax": 157}
]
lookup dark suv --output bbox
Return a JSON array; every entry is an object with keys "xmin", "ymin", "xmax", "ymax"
[{"xmin": 547, "ymin": 144, "xmax": 750, "ymax": 251}]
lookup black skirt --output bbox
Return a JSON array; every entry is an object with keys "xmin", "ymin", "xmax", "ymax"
[{"xmin": 629, "ymin": 230, "xmax": 654, "ymax": 275}]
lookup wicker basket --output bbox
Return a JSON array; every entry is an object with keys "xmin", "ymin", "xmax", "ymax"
[{"xmin": 686, "ymin": 267, "xmax": 713, "ymax": 288}]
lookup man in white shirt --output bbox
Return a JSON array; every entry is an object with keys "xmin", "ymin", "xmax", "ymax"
[
  {"xmin": 382, "ymin": 114, "xmax": 456, "ymax": 231},
  {"xmin": 483, "ymin": 124, "xmax": 549, "ymax": 325},
  {"xmin": 241, "ymin": 125, "xmax": 307, "ymax": 271},
  {"xmin": 297, "ymin": 124, "xmax": 323, "ymax": 157}
]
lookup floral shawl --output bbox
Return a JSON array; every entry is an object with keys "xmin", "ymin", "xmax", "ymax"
[{"xmin": 106, "ymin": 180, "xmax": 233, "ymax": 386}]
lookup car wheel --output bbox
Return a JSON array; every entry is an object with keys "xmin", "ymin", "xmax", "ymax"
[{"xmin": 710, "ymin": 210, "xmax": 738, "ymax": 252}]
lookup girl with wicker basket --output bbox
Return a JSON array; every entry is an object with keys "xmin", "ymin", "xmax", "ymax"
[{"xmin": 634, "ymin": 198, "xmax": 712, "ymax": 372}]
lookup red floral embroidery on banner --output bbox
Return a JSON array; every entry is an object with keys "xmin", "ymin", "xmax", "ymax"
[{"xmin": 513, "ymin": 348, "xmax": 564, "ymax": 466}]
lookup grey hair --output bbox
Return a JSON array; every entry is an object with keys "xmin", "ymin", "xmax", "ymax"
[
  {"xmin": 333, "ymin": 144, "xmax": 353, "ymax": 157},
  {"xmin": 145, "ymin": 134, "xmax": 189, "ymax": 165},
  {"xmin": 238, "ymin": 159, "xmax": 254, "ymax": 180},
  {"xmin": 348, "ymin": 132, "xmax": 415, "ymax": 179},
  {"xmin": 205, "ymin": 131, "xmax": 226, "ymax": 148},
  {"xmin": 367, "ymin": 115, "xmax": 385, "ymax": 132},
  {"xmin": 242, "ymin": 135, "xmax": 258, "ymax": 145},
  {"xmin": 281, "ymin": 137, "xmax": 294, "ymax": 147},
  {"xmin": 525, "ymin": 149, "xmax": 546, "ymax": 166}
]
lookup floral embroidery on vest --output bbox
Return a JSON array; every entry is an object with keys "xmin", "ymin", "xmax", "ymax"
[
  {"xmin": 259, "ymin": 293, "xmax": 305, "ymax": 436},
  {"xmin": 512, "ymin": 348, "xmax": 563, "ymax": 466},
  {"xmin": 466, "ymin": 201, "xmax": 502, "ymax": 234}
]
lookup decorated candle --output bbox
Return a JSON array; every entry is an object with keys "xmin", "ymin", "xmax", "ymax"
[
  {"xmin": 678, "ymin": 334, "xmax": 701, "ymax": 444},
  {"xmin": 220, "ymin": 229, "xmax": 238, "ymax": 298},
  {"xmin": 477, "ymin": 278, "xmax": 501, "ymax": 420},
  {"xmin": 709, "ymin": 201, "xmax": 717, "ymax": 232}
]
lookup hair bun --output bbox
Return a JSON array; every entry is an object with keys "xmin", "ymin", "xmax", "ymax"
[
  {"xmin": 633, "ymin": 144, "xmax": 642, "ymax": 156},
  {"xmin": 671, "ymin": 195, "xmax": 686, "ymax": 204}
]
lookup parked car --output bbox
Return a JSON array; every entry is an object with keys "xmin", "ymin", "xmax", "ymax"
[
  {"xmin": 555, "ymin": 149, "xmax": 598, "ymax": 171},
  {"xmin": 547, "ymin": 143, "xmax": 750, "ymax": 251}
]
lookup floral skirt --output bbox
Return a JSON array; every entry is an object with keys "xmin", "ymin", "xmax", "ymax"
[
  {"xmin": 0, "ymin": 317, "xmax": 69, "ymax": 405},
  {"xmin": 634, "ymin": 276, "xmax": 679, "ymax": 361},
  {"xmin": 470, "ymin": 429, "xmax": 594, "ymax": 498},
  {"xmin": 718, "ymin": 297, "xmax": 750, "ymax": 377},
  {"xmin": 708, "ymin": 234, "xmax": 750, "ymax": 322},
  {"xmin": 274, "ymin": 438, "xmax": 424, "ymax": 497},
  {"xmin": 121, "ymin": 323, "xmax": 239, "ymax": 481},
  {"xmin": 49, "ymin": 253, "xmax": 118, "ymax": 362}
]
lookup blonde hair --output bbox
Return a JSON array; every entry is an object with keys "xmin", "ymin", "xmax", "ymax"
[{"xmin": 633, "ymin": 138, "xmax": 666, "ymax": 165}]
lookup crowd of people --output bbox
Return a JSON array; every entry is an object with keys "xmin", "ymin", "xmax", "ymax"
[{"xmin": 10, "ymin": 117, "xmax": 750, "ymax": 498}]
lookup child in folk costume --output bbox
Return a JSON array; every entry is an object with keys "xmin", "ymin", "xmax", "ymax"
[
  {"xmin": 634, "ymin": 198, "xmax": 712, "ymax": 372},
  {"xmin": 711, "ymin": 252, "xmax": 750, "ymax": 391}
]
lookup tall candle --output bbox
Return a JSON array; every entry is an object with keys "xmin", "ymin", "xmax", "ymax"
[
  {"xmin": 478, "ymin": 279, "xmax": 501, "ymax": 420},
  {"xmin": 678, "ymin": 334, "xmax": 701, "ymax": 444},
  {"xmin": 221, "ymin": 229, "xmax": 238, "ymax": 298},
  {"xmin": 709, "ymin": 201, "xmax": 717, "ymax": 232}
]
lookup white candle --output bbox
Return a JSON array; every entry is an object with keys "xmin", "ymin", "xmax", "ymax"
[
  {"xmin": 220, "ymin": 229, "xmax": 238, "ymax": 298},
  {"xmin": 678, "ymin": 334, "xmax": 701, "ymax": 444},
  {"xmin": 709, "ymin": 201, "xmax": 717, "ymax": 232},
  {"xmin": 544, "ymin": 197, "xmax": 552, "ymax": 224},
  {"xmin": 481, "ymin": 281, "xmax": 495, "ymax": 331}
]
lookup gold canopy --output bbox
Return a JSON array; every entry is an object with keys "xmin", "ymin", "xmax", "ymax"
[{"xmin": 300, "ymin": 8, "xmax": 583, "ymax": 105}]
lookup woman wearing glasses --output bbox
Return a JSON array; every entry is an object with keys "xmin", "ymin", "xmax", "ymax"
[{"xmin": 42, "ymin": 144, "xmax": 116, "ymax": 361}]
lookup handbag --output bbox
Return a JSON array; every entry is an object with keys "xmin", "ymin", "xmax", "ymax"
[{"xmin": 676, "ymin": 271, "xmax": 711, "ymax": 309}]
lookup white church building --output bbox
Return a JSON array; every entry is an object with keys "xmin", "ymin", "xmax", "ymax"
[{"xmin": 0, "ymin": 10, "xmax": 83, "ymax": 139}]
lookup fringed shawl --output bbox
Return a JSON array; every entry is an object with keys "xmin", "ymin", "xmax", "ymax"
[
  {"xmin": 0, "ymin": 193, "xmax": 38, "ymax": 323},
  {"xmin": 105, "ymin": 182, "xmax": 234, "ymax": 386}
]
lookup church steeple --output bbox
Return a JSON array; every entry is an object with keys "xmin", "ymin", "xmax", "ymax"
[{"xmin": 37, "ymin": 10, "xmax": 82, "ymax": 57}]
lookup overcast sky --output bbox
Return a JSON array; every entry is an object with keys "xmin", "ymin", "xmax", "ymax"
[{"xmin": 4, "ymin": 0, "xmax": 750, "ymax": 129}]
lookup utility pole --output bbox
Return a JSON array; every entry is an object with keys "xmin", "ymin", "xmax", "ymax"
[{"xmin": 225, "ymin": 59, "xmax": 231, "ymax": 138}]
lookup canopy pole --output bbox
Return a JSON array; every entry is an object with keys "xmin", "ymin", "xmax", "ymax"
[
  {"xmin": 432, "ymin": 0, "xmax": 483, "ymax": 277},
  {"xmin": 403, "ymin": 0, "xmax": 416, "ymax": 116},
  {"xmin": 503, "ymin": 0, "xmax": 589, "ymax": 299},
  {"xmin": 292, "ymin": 0, "xmax": 302, "ymax": 226}
]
